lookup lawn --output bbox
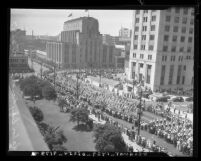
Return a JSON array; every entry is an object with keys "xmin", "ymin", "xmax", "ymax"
[{"xmin": 26, "ymin": 99, "xmax": 96, "ymax": 151}]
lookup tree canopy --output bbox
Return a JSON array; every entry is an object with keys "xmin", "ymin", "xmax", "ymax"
[
  {"xmin": 93, "ymin": 124, "xmax": 127, "ymax": 152},
  {"xmin": 70, "ymin": 106, "xmax": 89, "ymax": 126}
]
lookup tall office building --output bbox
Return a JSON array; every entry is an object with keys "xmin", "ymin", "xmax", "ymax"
[
  {"xmin": 46, "ymin": 17, "xmax": 116, "ymax": 69},
  {"xmin": 127, "ymin": 8, "xmax": 194, "ymax": 92}
]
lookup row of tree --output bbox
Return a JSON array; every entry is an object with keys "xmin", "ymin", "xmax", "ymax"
[
  {"xmin": 19, "ymin": 75, "xmax": 57, "ymax": 103},
  {"xmin": 28, "ymin": 105, "xmax": 67, "ymax": 151}
]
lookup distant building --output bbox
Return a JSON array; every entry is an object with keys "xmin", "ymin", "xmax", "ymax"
[
  {"xmin": 127, "ymin": 8, "xmax": 194, "ymax": 92},
  {"xmin": 10, "ymin": 29, "xmax": 26, "ymax": 54},
  {"xmin": 102, "ymin": 34, "xmax": 115, "ymax": 46},
  {"xmin": 114, "ymin": 45, "xmax": 126, "ymax": 69},
  {"xmin": 9, "ymin": 53, "xmax": 30, "ymax": 73},
  {"xmin": 119, "ymin": 27, "xmax": 132, "ymax": 38},
  {"xmin": 46, "ymin": 17, "xmax": 116, "ymax": 69}
]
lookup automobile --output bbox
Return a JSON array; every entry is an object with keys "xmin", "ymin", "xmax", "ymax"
[
  {"xmin": 185, "ymin": 97, "xmax": 193, "ymax": 102},
  {"xmin": 172, "ymin": 97, "xmax": 184, "ymax": 102},
  {"xmin": 156, "ymin": 96, "xmax": 168, "ymax": 102}
]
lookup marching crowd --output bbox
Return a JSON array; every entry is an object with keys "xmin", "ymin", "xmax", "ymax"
[{"xmin": 43, "ymin": 71, "xmax": 193, "ymax": 156}]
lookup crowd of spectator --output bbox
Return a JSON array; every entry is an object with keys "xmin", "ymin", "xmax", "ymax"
[{"xmin": 43, "ymin": 71, "xmax": 193, "ymax": 156}]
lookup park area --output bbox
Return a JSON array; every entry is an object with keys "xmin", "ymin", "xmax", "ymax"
[{"xmin": 25, "ymin": 98, "xmax": 96, "ymax": 151}]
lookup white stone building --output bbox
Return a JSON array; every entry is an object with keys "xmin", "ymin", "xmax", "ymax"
[{"xmin": 127, "ymin": 8, "xmax": 194, "ymax": 92}]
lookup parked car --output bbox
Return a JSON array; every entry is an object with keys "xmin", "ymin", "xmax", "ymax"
[
  {"xmin": 185, "ymin": 97, "xmax": 193, "ymax": 102},
  {"xmin": 156, "ymin": 96, "xmax": 168, "ymax": 102},
  {"xmin": 172, "ymin": 97, "xmax": 184, "ymax": 102}
]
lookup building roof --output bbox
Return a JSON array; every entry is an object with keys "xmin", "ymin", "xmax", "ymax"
[
  {"xmin": 64, "ymin": 16, "xmax": 97, "ymax": 24},
  {"xmin": 115, "ymin": 45, "xmax": 125, "ymax": 50}
]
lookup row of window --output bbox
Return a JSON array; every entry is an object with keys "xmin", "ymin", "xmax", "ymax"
[
  {"xmin": 160, "ymin": 64, "xmax": 189, "ymax": 86},
  {"xmin": 133, "ymin": 53, "xmax": 153, "ymax": 60},
  {"xmin": 133, "ymin": 44, "xmax": 154, "ymax": 51},
  {"xmin": 164, "ymin": 25, "xmax": 194, "ymax": 34},
  {"xmin": 165, "ymin": 16, "xmax": 194, "ymax": 25},
  {"xmin": 167, "ymin": 8, "xmax": 194, "ymax": 16},
  {"xmin": 162, "ymin": 55, "xmax": 192, "ymax": 62},
  {"xmin": 136, "ymin": 10, "xmax": 157, "ymax": 15},
  {"xmin": 164, "ymin": 35, "xmax": 193, "ymax": 43},
  {"xmin": 134, "ymin": 34, "xmax": 155, "ymax": 41},
  {"xmin": 163, "ymin": 45, "xmax": 192, "ymax": 52}
]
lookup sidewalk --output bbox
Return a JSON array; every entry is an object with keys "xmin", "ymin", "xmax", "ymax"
[{"xmin": 9, "ymin": 81, "xmax": 49, "ymax": 151}]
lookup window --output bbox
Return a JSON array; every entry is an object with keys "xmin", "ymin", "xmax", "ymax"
[
  {"xmin": 182, "ymin": 17, "xmax": 187, "ymax": 24},
  {"xmin": 146, "ymin": 65, "xmax": 151, "ymax": 84},
  {"xmin": 165, "ymin": 25, "xmax": 170, "ymax": 32},
  {"xmin": 190, "ymin": 19, "xmax": 194, "ymax": 25},
  {"xmin": 133, "ymin": 53, "xmax": 136, "ymax": 58},
  {"xmin": 142, "ymin": 35, "xmax": 146, "ymax": 40},
  {"xmin": 142, "ymin": 26, "xmax": 147, "ymax": 31},
  {"xmin": 166, "ymin": 16, "xmax": 171, "ymax": 22},
  {"xmin": 134, "ymin": 35, "xmax": 138, "ymax": 40},
  {"xmin": 143, "ymin": 17, "xmax": 148, "ymax": 22},
  {"xmin": 140, "ymin": 54, "xmax": 144, "ymax": 59},
  {"xmin": 152, "ymin": 16, "xmax": 156, "ymax": 21},
  {"xmin": 144, "ymin": 10, "xmax": 148, "ymax": 13},
  {"xmin": 160, "ymin": 65, "xmax": 166, "ymax": 85},
  {"xmin": 135, "ymin": 26, "xmax": 139, "ymax": 31},
  {"xmin": 148, "ymin": 55, "xmax": 152, "ymax": 60},
  {"xmin": 149, "ymin": 35, "xmax": 155, "ymax": 40},
  {"xmin": 174, "ymin": 17, "xmax": 179, "ymax": 23},
  {"xmin": 175, "ymin": 8, "xmax": 180, "ymax": 13},
  {"xmin": 136, "ymin": 10, "xmax": 140, "ymax": 14},
  {"xmin": 171, "ymin": 46, "xmax": 176, "ymax": 52},
  {"xmin": 188, "ymin": 37, "xmax": 193, "ymax": 43},
  {"xmin": 134, "ymin": 45, "xmax": 138, "ymax": 49},
  {"xmin": 140, "ymin": 63, "xmax": 143, "ymax": 68},
  {"xmin": 183, "ymin": 65, "xmax": 186, "ymax": 71},
  {"xmin": 136, "ymin": 18, "xmax": 139, "ymax": 23},
  {"xmin": 177, "ymin": 65, "xmax": 182, "ymax": 84},
  {"xmin": 162, "ymin": 56, "xmax": 167, "ymax": 61},
  {"xmin": 164, "ymin": 35, "xmax": 169, "ymax": 41},
  {"xmin": 141, "ymin": 45, "xmax": 145, "ymax": 50},
  {"xmin": 181, "ymin": 27, "xmax": 186, "ymax": 33},
  {"xmin": 163, "ymin": 46, "xmax": 168, "ymax": 52},
  {"xmin": 187, "ymin": 47, "xmax": 192, "ymax": 53},
  {"xmin": 151, "ymin": 25, "xmax": 155, "ymax": 31},
  {"xmin": 171, "ymin": 56, "xmax": 175, "ymax": 61},
  {"xmin": 172, "ymin": 35, "xmax": 177, "ymax": 42},
  {"xmin": 168, "ymin": 65, "xmax": 174, "ymax": 85},
  {"xmin": 183, "ymin": 8, "xmax": 188, "ymax": 15},
  {"xmin": 179, "ymin": 47, "xmax": 184, "ymax": 52},
  {"xmin": 173, "ymin": 26, "xmax": 178, "ymax": 32},
  {"xmin": 182, "ymin": 76, "xmax": 185, "ymax": 84},
  {"xmin": 149, "ymin": 45, "xmax": 154, "ymax": 51},
  {"xmin": 189, "ymin": 28, "xmax": 193, "ymax": 34},
  {"xmin": 180, "ymin": 36, "xmax": 185, "ymax": 42}
]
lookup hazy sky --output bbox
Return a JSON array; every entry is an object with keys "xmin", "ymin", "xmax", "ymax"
[{"xmin": 11, "ymin": 9, "xmax": 133, "ymax": 36}]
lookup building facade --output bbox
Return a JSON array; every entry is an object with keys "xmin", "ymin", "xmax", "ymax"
[
  {"xmin": 119, "ymin": 27, "xmax": 132, "ymax": 38},
  {"xmin": 102, "ymin": 34, "xmax": 115, "ymax": 46},
  {"xmin": 127, "ymin": 8, "xmax": 194, "ymax": 92},
  {"xmin": 9, "ymin": 53, "xmax": 30, "ymax": 73},
  {"xmin": 46, "ymin": 17, "xmax": 116, "ymax": 69}
]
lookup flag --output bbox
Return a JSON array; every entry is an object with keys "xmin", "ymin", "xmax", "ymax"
[{"xmin": 68, "ymin": 13, "xmax": 72, "ymax": 17}]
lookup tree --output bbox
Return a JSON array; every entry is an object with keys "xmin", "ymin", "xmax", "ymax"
[
  {"xmin": 93, "ymin": 124, "xmax": 127, "ymax": 152},
  {"xmin": 70, "ymin": 107, "xmax": 89, "ymax": 126},
  {"xmin": 39, "ymin": 123, "xmax": 67, "ymax": 150},
  {"xmin": 58, "ymin": 98, "xmax": 67, "ymax": 112},
  {"xmin": 42, "ymin": 85, "xmax": 57, "ymax": 101},
  {"xmin": 23, "ymin": 83, "xmax": 41, "ymax": 103},
  {"xmin": 29, "ymin": 106, "xmax": 44, "ymax": 122}
]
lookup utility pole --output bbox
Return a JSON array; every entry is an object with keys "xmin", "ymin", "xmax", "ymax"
[{"xmin": 40, "ymin": 62, "xmax": 43, "ymax": 79}]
